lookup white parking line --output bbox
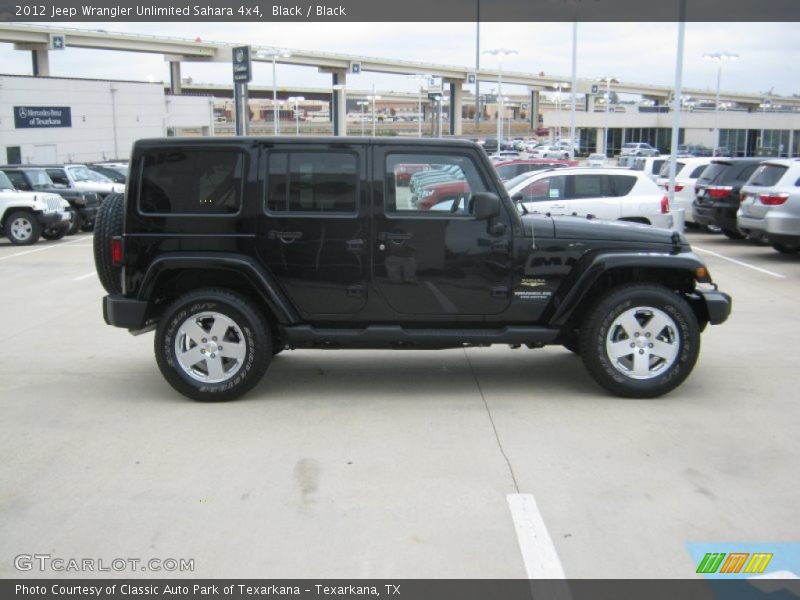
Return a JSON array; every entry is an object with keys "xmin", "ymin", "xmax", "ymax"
[
  {"xmin": 694, "ymin": 246, "xmax": 786, "ymax": 279},
  {"xmin": 74, "ymin": 272, "xmax": 96, "ymax": 281},
  {"xmin": 507, "ymin": 493, "xmax": 566, "ymax": 579},
  {"xmin": 0, "ymin": 236, "xmax": 88, "ymax": 263}
]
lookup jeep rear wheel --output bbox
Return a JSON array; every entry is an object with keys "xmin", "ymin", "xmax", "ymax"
[
  {"xmin": 5, "ymin": 211, "xmax": 41, "ymax": 246},
  {"xmin": 579, "ymin": 284, "xmax": 700, "ymax": 398},
  {"xmin": 41, "ymin": 225, "xmax": 67, "ymax": 241},
  {"xmin": 93, "ymin": 192, "xmax": 124, "ymax": 294},
  {"xmin": 155, "ymin": 288, "xmax": 272, "ymax": 402},
  {"xmin": 772, "ymin": 243, "xmax": 800, "ymax": 255}
]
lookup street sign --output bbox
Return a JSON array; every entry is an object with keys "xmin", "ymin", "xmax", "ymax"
[
  {"xmin": 49, "ymin": 34, "xmax": 65, "ymax": 51},
  {"xmin": 350, "ymin": 62, "xmax": 361, "ymax": 74},
  {"xmin": 591, "ymin": 84, "xmax": 599, "ymax": 94},
  {"xmin": 467, "ymin": 73, "xmax": 476, "ymax": 84},
  {"xmin": 232, "ymin": 45, "xmax": 251, "ymax": 83},
  {"xmin": 427, "ymin": 76, "xmax": 442, "ymax": 93}
]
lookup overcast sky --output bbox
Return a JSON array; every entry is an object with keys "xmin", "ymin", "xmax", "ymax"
[{"xmin": 1, "ymin": 22, "xmax": 798, "ymax": 99}]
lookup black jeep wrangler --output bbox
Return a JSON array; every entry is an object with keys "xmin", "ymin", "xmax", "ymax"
[{"xmin": 95, "ymin": 137, "xmax": 731, "ymax": 401}]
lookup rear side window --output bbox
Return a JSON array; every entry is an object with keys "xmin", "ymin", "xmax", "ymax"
[
  {"xmin": 733, "ymin": 164, "xmax": 759, "ymax": 184},
  {"xmin": 139, "ymin": 149, "xmax": 243, "ymax": 215},
  {"xmin": 748, "ymin": 164, "xmax": 788, "ymax": 187},
  {"xmin": 651, "ymin": 159, "xmax": 666, "ymax": 175},
  {"xmin": 571, "ymin": 174, "xmax": 608, "ymax": 198},
  {"xmin": 267, "ymin": 152, "xmax": 357, "ymax": 214},
  {"xmin": 520, "ymin": 175, "xmax": 567, "ymax": 202}
]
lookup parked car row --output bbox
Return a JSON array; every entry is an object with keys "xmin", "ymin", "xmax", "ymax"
[
  {"xmin": 652, "ymin": 156, "xmax": 799, "ymax": 256},
  {"xmin": 0, "ymin": 161, "xmax": 127, "ymax": 246}
]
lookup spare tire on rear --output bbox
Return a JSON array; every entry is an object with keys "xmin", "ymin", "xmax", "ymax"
[{"xmin": 93, "ymin": 192, "xmax": 125, "ymax": 295}]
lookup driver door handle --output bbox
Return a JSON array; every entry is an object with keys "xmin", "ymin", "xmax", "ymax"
[{"xmin": 268, "ymin": 230, "xmax": 303, "ymax": 243}]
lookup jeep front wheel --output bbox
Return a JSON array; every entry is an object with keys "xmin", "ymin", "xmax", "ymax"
[
  {"xmin": 579, "ymin": 284, "xmax": 700, "ymax": 398},
  {"xmin": 155, "ymin": 288, "xmax": 272, "ymax": 402},
  {"xmin": 5, "ymin": 211, "xmax": 41, "ymax": 245}
]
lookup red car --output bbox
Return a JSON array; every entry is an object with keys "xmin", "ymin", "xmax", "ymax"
[
  {"xmin": 494, "ymin": 159, "xmax": 578, "ymax": 181},
  {"xmin": 415, "ymin": 180, "xmax": 471, "ymax": 211},
  {"xmin": 394, "ymin": 163, "xmax": 430, "ymax": 186}
]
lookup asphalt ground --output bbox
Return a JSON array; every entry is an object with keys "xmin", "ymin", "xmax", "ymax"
[{"xmin": 0, "ymin": 229, "xmax": 798, "ymax": 579}]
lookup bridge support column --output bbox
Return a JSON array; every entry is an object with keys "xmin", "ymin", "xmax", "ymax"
[
  {"xmin": 331, "ymin": 70, "xmax": 347, "ymax": 136},
  {"xmin": 169, "ymin": 61, "xmax": 182, "ymax": 94},
  {"xmin": 446, "ymin": 79, "xmax": 464, "ymax": 136},
  {"xmin": 31, "ymin": 46, "xmax": 50, "ymax": 76},
  {"xmin": 529, "ymin": 89, "xmax": 540, "ymax": 131}
]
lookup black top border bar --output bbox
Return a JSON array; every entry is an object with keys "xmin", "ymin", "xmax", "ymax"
[{"xmin": 1, "ymin": 0, "xmax": 799, "ymax": 22}]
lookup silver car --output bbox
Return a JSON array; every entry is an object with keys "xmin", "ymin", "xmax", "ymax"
[{"xmin": 737, "ymin": 159, "xmax": 800, "ymax": 254}]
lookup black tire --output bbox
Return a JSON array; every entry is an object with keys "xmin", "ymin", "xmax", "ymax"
[
  {"xmin": 4, "ymin": 211, "xmax": 41, "ymax": 246},
  {"xmin": 772, "ymin": 243, "xmax": 800, "ymax": 255},
  {"xmin": 93, "ymin": 192, "xmax": 125, "ymax": 295},
  {"xmin": 41, "ymin": 226, "xmax": 68, "ymax": 241},
  {"xmin": 67, "ymin": 212, "xmax": 83, "ymax": 236},
  {"xmin": 721, "ymin": 228, "xmax": 746, "ymax": 240},
  {"xmin": 80, "ymin": 221, "xmax": 95, "ymax": 233},
  {"xmin": 579, "ymin": 284, "xmax": 700, "ymax": 398},
  {"xmin": 155, "ymin": 288, "xmax": 272, "ymax": 402}
]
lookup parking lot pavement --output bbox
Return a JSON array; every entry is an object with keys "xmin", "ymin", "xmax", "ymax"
[{"xmin": 0, "ymin": 230, "xmax": 798, "ymax": 579}]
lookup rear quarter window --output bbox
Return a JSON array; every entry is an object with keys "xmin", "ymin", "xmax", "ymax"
[
  {"xmin": 696, "ymin": 163, "xmax": 728, "ymax": 184},
  {"xmin": 139, "ymin": 148, "xmax": 244, "ymax": 215},
  {"xmin": 689, "ymin": 165, "xmax": 707, "ymax": 178},
  {"xmin": 610, "ymin": 175, "xmax": 637, "ymax": 196}
]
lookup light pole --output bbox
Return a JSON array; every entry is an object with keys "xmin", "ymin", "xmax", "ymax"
[
  {"xmin": 596, "ymin": 76, "xmax": 619, "ymax": 157},
  {"xmin": 256, "ymin": 49, "xmax": 292, "ymax": 136},
  {"xmin": 551, "ymin": 82, "xmax": 569, "ymax": 142},
  {"xmin": 703, "ymin": 52, "xmax": 739, "ymax": 153},
  {"xmin": 287, "ymin": 96, "xmax": 304, "ymax": 135},
  {"xmin": 408, "ymin": 74, "xmax": 428, "ymax": 138},
  {"xmin": 367, "ymin": 85, "xmax": 381, "ymax": 137},
  {"xmin": 357, "ymin": 100, "xmax": 369, "ymax": 136},
  {"xmin": 483, "ymin": 48, "xmax": 517, "ymax": 150}
]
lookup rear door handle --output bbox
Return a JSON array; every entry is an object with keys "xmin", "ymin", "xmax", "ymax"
[
  {"xmin": 268, "ymin": 230, "xmax": 303, "ymax": 243},
  {"xmin": 379, "ymin": 232, "xmax": 413, "ymax": 243}
]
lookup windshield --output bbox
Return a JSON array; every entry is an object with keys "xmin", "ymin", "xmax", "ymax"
[
  {"xmin": 0, "ymin": 172, "xmax": 14, "ymax": 191},
  {"xmin": 68, "ymin": 165, "xmax": 100, "ymax": 182},
  {"xmin": 26, "ymin": 169, "xmax": 55, "ymax": 187}
]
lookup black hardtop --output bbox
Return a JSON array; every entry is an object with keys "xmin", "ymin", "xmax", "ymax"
[{"xmin": 133, "ymin": 136, "xmax": 481, "ymax": 149}]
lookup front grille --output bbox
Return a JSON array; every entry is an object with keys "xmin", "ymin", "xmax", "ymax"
[{"xmin": 43, "ymin": 196, "xmax": 64, "ymax": 213}]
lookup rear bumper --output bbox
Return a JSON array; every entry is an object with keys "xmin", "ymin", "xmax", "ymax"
[
  {"xmin": 697, "ymin": 289, "xmax": 732, "ymax": 325},
  {"xmin": 103, "ymin": 295, "xmax": 148, "ymax": 330},
  {"xmin": 693, "ymin": 204, "xmax": 738, "ymax": 231},
  {"xmin": 737, "ymin": 214, "xmax": 766, "ymax": 236}
]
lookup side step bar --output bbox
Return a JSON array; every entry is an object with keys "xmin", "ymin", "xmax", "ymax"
[{"xmin": 282, "ymin": 324, "xmax": 561, "ymax": 349}]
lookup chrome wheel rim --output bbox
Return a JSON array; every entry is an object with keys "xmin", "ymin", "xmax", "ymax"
[
  {"xmin": 11, "ymin": 217, "xmax": 33, "ymax": 241},
  {"xmin": 174, "ymin": 311, "xmax": 247, "ymax": 384},
  {"xmin": 605, "ymin": 306, "xmax": 680, "ymax": 380}
]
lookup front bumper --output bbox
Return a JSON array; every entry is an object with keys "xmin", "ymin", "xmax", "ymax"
[
  {"xmin": 38, "ymin": 211, "xmax": 72, "ymax": 229},
  {"xmin": 697, "ymin": 289, "xmax": 732, "ymax": 325},
  {"xmin": 103, "ymin": 295, "xmax": 148, "ymax": 330},
  {"xmin": 77, "ymin": 206, "xmax": 99, "ymax": 221}
]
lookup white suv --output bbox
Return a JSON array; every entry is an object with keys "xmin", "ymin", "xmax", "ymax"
[
  {"xmin": 738, "ymin": 159, "xmax": 800, "ymax": 254},
  {"xmin": 620, "ymin": 142, "xmax": 660, "ymax": 157},
  {"xmin": 655, "ymin": 157, "xmax": 717, "ymax": 225},
  {"xmin": 0, "ymin": 171, "xmax": 71, "ymax": 245},
  {"xmin": 506, "ymin": 167, "xmax": 674, "ymax": 229}
]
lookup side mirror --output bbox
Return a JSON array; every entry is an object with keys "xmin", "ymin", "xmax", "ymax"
[
  {"xmin": 472, "ymin": 192, "xmax": 501, "ymax": 221},
  {"xmin": 511, "ymin": 193, "xmax": 524, "ymax": 203}
]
